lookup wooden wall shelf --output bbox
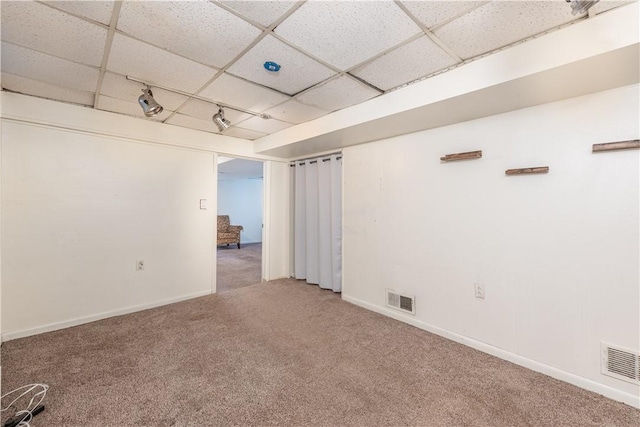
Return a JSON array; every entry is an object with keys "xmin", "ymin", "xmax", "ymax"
[
  {"xmin": 440, "ymin": 150, "xmax": 482, "ymax": 162},
  {"xmin": 592, "ymin": 140, "xmax": 640, "ymax": 153},
  {"xmin": 505, "ymin": 166, "xmax": 549, "ymax": 176}
]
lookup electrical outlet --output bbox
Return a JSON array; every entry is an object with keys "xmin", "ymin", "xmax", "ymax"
[
  {"xmin": 136, "ymin": 260, "xmax": 144, "ymax": 271},
  {"xmin": 474, "ymin": 283, "xmax": 485, "ymax": 299}
]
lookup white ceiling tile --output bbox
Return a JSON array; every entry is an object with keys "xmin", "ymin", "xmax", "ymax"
[
  {"xmin": 223, "ymin": 127, "xmax": 268, "ymax": 140},
  {"xmin": 199, "ymin": 73, "xmax": 290, "ymax": 113},
  {"xmin": 0, "ymin": 1, "xmax": 107, "ymax": 67},
  {"xmin": 591, "ymin": 1, "xmax": 636, "ymax": 14},
  {"xmin": 42, "ymin": 1, "xmax": 115, "ymax": 25},
  {"xmin": 178, "ymin": 99, "xmax": 252, "ymax": 124},
  {"xmin": 296, "ymin": 76, "xmax": 380, "ymax": 112},
  {"xmin": 236, "ymin": 116, "xmax": 294, "ymax": 134},
  {"xmin": 166, "ymin": 114, "xmax": 220, "ymax": 134},
  {"xmin": 1, "ymin": 72, "xmax": 95, "ymax": 106},
  {"xmin": 400, "ymin": 1, "xmax": 485, "ymax": 29},
  {"xmin": 100, "ymin": 72, "xmax": 189, "ymax": 111},
  {"xmin": 227, "ymin": 35, "xmax": 336, "ymax": 95},
  {"xmin": 263, "ymin": 100, "xmax": 328, "ymax": 124},
  {"xmin": 97, "ymin": 95, "xmax": 173, "ymax": 122},
  {"xmin": 434, "ymin": 1, "xmax": 582, "ymax": 60},
  {"xmin": 107, "ymin": 34, "xmax": 217, "ymax": 93},
  {"xmin": 274, "ymin": 1, "xmax": 421, "ymax": 70},
  {"xmin": 1, "ymin": 42, "xmax": 99, "ymax": 92},
  {"xmin": 117, "ymin": 1, "xmax": 260, "ymax": 68},
  {"xmin": 351, "ymin": 36, "xmax": 458, "ymax": 91},
  {"xmin": 220, "ymin": 1, "xmax": 298, "ymax": 27}
]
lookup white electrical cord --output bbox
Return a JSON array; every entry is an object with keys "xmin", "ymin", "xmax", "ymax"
[{"xmin": 1, "ymin": 384, "xmax": 49, "ymax": 427}]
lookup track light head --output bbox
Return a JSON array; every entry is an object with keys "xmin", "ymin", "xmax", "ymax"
[
  {"xmin": 565, "ymin": 0, "xmax": 600, "ymax": 15},
  {"xmin": 138, "ymin": 86, "xmax": 163, "ymax": 117},
  {"xmin": 126, "ymin": 76, "xmax": 268, "ymax": 124},
  {"xmin": 212, "ymin": 107, "xmax": 231, "ymax": 132}
]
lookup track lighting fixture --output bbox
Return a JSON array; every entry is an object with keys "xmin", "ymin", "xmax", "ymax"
[
  {"xmin": 126, "ymin": 76, "xmax": 271, "ymax": 127},
  {"xmin": 212, "ymin": 107, "xmax": 231, "ymax": 132},
  {"xmin": 138, "ymin": 86, "xmax": 163, "ymax": 117},
  {"xmin": 566, "ymin": 0, "xmax": 600, "ymax": 15}
]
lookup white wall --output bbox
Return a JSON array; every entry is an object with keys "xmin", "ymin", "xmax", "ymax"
[
  {"xmin": 1, "ymin": 93, "xmax": 293, "ymax": 339},
  {"xmin": 263, "ymin": 161, "xmax": 291, "ymax": 281},
  {"xmin": 218, "ymin": 178, "xmax": 263, "ymax": 244},
  {"xmin": 1, "ymin": 120, "xmax": 217, "ymax": 339},
  {"xmin": 342, "ymin": 85, "xmax": 640, "ymax": 407}
]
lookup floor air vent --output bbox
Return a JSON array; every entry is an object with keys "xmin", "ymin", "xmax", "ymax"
[
  {"xmin": 601, "ymin": 343, "xmax": 640, "ymax": 384},
  {"xmin": 386, "ymin": 289, "xmax": 415, "ymax": 315}
]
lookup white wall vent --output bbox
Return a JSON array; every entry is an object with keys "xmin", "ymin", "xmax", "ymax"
[
  {"xmin": 386, "ymin": 289, "xmax": 415, "ymax": 315},
  {"xmin": 601, "ymin": 342, "xmax": 640, "ymax": 384}
]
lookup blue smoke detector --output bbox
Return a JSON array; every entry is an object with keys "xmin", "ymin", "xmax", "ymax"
[{"xmin": 263, "ymin": 61, "xmax": 281, "ymax": 72}]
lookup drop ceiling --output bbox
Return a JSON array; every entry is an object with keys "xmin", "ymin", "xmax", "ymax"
[
  {"xmin": 0, "ymin": 0, "xmax": 634, "ymax": 141},
  {"xmin": 218, "ymin": 157, "xmax": 264, "ymax": 181}
]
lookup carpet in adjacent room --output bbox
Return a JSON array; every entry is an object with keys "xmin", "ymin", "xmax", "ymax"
[{"xmin": 216, "ymin": 242, "xmax": 261, "ymax": 293}]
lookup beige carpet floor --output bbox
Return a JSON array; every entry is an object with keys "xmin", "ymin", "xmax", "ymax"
[
  {"xmin": 2, "ymin": 279, "xmax": 639, "ymax": 426},
  {"xmin": 217, "ymin": 242, "xmax": 262, "ymax": 293}
]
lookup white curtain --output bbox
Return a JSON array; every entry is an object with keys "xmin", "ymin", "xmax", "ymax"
[{"xmin": 293, "ymin": 154, "xmax": 342, "ymax": 292}]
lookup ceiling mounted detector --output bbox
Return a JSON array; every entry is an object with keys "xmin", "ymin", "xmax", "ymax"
[{"xmin": 263, "ymin": 61, "xmax": 281, "ymax": 72}]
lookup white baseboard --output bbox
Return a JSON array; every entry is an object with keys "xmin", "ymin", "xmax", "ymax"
[
  {"xmin": 2, "ymin": 290, "xmax": 211, "ymax": 342},
  {"xmin": 341, "ymin": 293, "xmax": 640, "ymax": 409}
]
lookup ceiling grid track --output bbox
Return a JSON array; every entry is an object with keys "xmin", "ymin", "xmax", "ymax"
[
  {"xmin": 2, "ymin": 0, "xmax": 634, "ymax": 140},
  {"xmin": 93, "ymin": 1, "xmax": 123, "ymax": 109},
  {"xmin": 267, "ymin": 32, "xmax": 387, "ymax": 101},
  {"xmin": 163, "ymin": 1, "xmax": 308, "ymax": 124},
  {"xmin": 427, "ymin": 1, "xmax": 492, "ymax": 32},
  {"xmin": 393, "ymin": 0, "xmax": 463, "ymax": 63}
]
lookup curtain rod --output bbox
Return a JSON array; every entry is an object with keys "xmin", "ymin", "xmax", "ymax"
[
  {"xmin": 289, "ymin": 151, "xmax": 342, "ymax": 164},
  {"xmin": 125, "ymin": 75, "xmax": 270, "ymax": 120}
]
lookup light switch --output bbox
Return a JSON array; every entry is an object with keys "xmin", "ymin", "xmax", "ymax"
[{"xmin": 199, "ymin": 199, "xmax": 208, "ymax": 210}]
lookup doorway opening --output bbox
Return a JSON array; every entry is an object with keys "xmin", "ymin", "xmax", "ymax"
[{"xmin": 216, "ymin": 156, "xmax": 264, "ymax": 293}]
